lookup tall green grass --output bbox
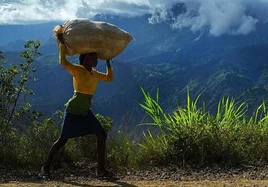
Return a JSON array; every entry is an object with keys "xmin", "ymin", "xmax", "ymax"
[
  {"xmin": 138, "ymin": 88, "xmax": 268, "ymax": 167},
  {"xmin": 3, "ymin": 87, "xmax": 268, "ymax": 170}
]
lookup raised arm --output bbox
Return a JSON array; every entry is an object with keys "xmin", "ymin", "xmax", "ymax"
[
  {"xmin": 105, "ymin": 59, "xmax": 113, "ymax": 81},
  {"xmin": 106, "ymin": 59, "xmax": 112, "ymax": 68},
  {"xmin": 94, "ymin": 59, "xmax": 114, "ymax": 82},
  {"xmin": 58, "ymin": 34, "xmax": 76, "ymax": 76}
]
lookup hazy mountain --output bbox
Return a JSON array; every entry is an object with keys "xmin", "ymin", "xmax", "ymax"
[
  {"xmin": 1, "ymin": 14, "xmax": 268, "ymax": 127},
  {"xmin": 0, "ymin": 22, "xmax": 60, "ymax": 46}
]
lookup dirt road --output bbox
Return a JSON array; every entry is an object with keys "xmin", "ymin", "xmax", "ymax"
[
  {"xmin": 2, "ymin": 165, "xmax": 268, "ymax": 186},
  {"xmin": 2, "ymin": 179, "xmax": 268, "ymax": 187}
]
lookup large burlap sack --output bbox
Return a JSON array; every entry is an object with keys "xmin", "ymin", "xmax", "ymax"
[{"xmin": 53, "ymin": 19, "xmax": 133, "ymax": 60}]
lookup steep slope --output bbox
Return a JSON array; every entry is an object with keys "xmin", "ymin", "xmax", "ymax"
[{"xmin": 1, "ymin": 16, "xmax": 268, "ymax": 127}]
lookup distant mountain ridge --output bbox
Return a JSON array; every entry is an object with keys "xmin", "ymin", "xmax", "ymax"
[{"xmin": 1, "ymin": 15, "xmax": 268, "ymax": 127}]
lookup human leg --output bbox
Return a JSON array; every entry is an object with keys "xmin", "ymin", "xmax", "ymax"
[
  {"xmin": 96, "ymin": 130, "xmax": 107, "ymax": 174},
  {"xmin": 42, "ymin": 138, "xmax": 68, "ymax": 174},
  {"xmin": 95, "ymin": 130, "xmax": 117, "ymax": 178}
]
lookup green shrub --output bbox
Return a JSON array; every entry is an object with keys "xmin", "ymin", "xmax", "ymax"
[
  {"xmin": 0, "ymin": 41, "xmax": 41, "ymax": 166},
  {"xmin": 107, "ymin": 129, "xmax": 138, "ymax": 170},
  {"xmin": 136, "ymin": 130, "xmax": 171, "ymax": 166},
  {"xmin": 138, "ymin": 87, "xmax": 268, "ymax": 167},
  {"xmin": 12, "ymin": 117, "xmax": 60, "ymax": 167}
]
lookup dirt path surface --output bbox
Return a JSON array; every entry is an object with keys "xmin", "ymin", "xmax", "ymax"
[
  {"xmin": 2, "ymin": 165, "xmax": 268, "ymax": 186},
  {"xmin": 2, "ymin": 179, "xmax": 268, "ymax": 187}
]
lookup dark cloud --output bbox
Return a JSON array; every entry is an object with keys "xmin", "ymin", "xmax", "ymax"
[{"xmin": 1, "ymin": 0, "xmax": 268, "ymax": 36}]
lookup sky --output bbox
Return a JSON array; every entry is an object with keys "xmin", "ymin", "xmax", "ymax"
[{"xmin": 1, "ymin": 0, "xmax": 268, "ymax": 36}]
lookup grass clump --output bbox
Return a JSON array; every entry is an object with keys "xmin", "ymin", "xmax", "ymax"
[{"xmin": 137, "ymin": 87, "xmax": 268, "ymax": 167}]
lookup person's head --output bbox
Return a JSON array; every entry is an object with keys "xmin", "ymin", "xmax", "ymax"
[{"xmin": 79, "ymin": 53, "xmax": 98, "ymax": 68}]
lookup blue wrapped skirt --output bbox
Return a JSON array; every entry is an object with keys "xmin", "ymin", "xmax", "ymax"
[
  {"xmin": 60, "ymin": 110, "xmax": 104, "ymax": 139},
  {"xmin": 60, "ymin": 92, "xmax": 104, "ymax": 139}
]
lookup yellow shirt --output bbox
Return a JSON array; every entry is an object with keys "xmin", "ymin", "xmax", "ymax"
[
  {"xmin": 62, "ymin": 63, "xmax": 113, "ymax": 95},
  {"xmin": 58, "ymin": 44, "xmax": 113, "ymax": 115}
]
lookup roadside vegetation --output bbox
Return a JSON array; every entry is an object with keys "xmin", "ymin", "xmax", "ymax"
[{"xmin": 1, "ymin": 41, "xmax": 268, "ymax": 174}]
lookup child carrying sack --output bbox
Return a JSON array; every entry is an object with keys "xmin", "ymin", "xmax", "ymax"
[{"xmin": 53, "ymin": 19, "xmax": 133, "ymax": 60}]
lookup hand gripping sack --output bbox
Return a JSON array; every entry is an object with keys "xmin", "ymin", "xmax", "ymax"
[{"xmin": 53, "ymin": 19, "xmax": 133, "ymax": 60}]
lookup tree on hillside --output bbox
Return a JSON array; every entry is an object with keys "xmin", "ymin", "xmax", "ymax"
[{"xmin": 0, "ymin": 41, "xmax": 41, "ymax": 152}]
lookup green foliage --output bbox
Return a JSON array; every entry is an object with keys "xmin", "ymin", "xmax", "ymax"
[
  {"xmin": 107, "ymin": 130, "xmax": 138, "ymax": 170},
  {"xmin": 11, "ymin": 117, "xmax": 60, "ymax": 167},
  {"xmin": 0, "ymin": 40, "xmax": 41, "ymax": 165},
  {"xmin": 138, "ymin": 87, "xmax": 268, "ymax": 167},
  {"xmin": 139, "ymin": 87, "xmax": 165, "ymax": 130},
  {"xmin": 137, "ymin": 131, "xmax": 170, "ymax": 166}
]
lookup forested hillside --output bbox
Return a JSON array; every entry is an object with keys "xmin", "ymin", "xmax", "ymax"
[{"xmin": 1, "ymin": 15, "xmax": 268, "ymax": 126}]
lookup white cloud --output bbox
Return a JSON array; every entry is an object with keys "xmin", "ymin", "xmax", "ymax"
[
  {"xmin": 0, "ymin": 0, "xmax": 82, "ymax": 24},
  {"xmin": 1, "ymin": 0, "xmax": 268, "ymax": 36},
  {"xmin": 149, "ymin": 0, "xmax": 268, "ymax": 36},
  {"xmin": 0, "ymin": 0, "xmax": 150, "ymax": 24}
]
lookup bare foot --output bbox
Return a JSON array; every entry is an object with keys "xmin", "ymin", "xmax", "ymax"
[
  {"xmin": 97, "ymin": 168, "xmax": 116, "ymax": 178},
  {"xmin": 39, "ymin": 166, "xmax": 51, "ymax": 179}
]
